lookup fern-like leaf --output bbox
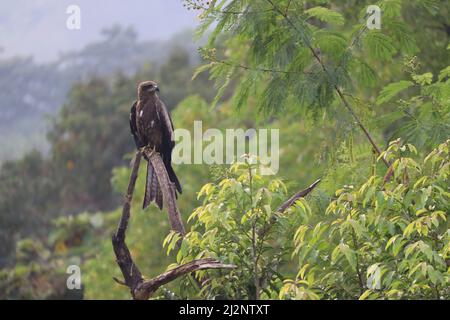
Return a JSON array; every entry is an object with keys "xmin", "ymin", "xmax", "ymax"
[
  {"xmin": 305, "ymin": 6, "xmax": 345, "ymax": 26},
  {"xmin": 376, "ymin": 80, "xmax": 414, "ymax": 105}
]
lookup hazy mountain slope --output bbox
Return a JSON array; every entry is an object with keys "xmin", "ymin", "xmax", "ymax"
[{"xmin": 0, "ymin": 27, "xmax": 201, "ymax": 162}]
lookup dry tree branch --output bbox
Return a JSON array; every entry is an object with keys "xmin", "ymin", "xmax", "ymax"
[
  {"xmin": 112, "ymin": 150, "xmax": 321, "ymax": 299},
  {"xmin": 137, "ymin": 258, "xmax": 235, "ymax": 298},
  {"xmin": 277, "ymin": 179, "xmax": 321, "ymax": 213},
  {"xmin": 259, "ymin": 178, "xmax": 321, "ymax": 238},
  {"xmin": 112, "ymin": 151, "xmax": 235, "ymax": 300},
  {"xmin": 112, "ymin": 152, "xmax": 144, "ymax": 294}
]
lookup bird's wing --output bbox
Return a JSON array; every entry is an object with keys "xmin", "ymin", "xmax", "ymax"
[
  {"xmin": 130, "ymin": 101, "xmax": 144, "ymax": 148},
  {"xmin": 158, "ymin": 100, "xmax": 175, "ymax": 148},
  {"xmin": 158, "ymin": 99, "xmax": 182, "ymax": 194}
]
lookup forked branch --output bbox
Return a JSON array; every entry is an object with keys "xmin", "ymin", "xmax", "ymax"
[{"xmin": 112, "ymin": 151, "xmax": 235, "ymax": 300}]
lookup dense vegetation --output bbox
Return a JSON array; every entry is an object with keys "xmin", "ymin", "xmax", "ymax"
[{"xmin": 0, "ymin": 0, "xmax": 448, "ymax": 299}]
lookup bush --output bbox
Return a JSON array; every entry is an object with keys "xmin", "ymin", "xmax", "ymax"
[{"xmin": 284, "ymin": 140, "xmax": 449, "ymax": 299}]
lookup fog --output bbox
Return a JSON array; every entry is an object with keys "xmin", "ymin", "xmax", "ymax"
[{"xmin": 0, "ymin": 0, "xmax": 198, "ymax": 62}]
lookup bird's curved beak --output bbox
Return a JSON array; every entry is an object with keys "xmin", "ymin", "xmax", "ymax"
[{"xmin": 155, "ymin": 86, "xmax": 160, "ymax": 92}]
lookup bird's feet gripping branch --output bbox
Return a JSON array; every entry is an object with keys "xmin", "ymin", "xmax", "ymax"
[{"xmin": 140, "ymin": 145, "xmax": 156, "ymax": 157}]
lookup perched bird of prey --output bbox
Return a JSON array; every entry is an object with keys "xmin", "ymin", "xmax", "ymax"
[{"xmin": 129, "ymin": 80, "xmax": 182, "ymax": 210}]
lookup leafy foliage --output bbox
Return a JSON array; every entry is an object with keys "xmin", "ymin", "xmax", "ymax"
[
  {"xmin": 0, "ymin": 213, "xmax": 104, "ymax": 300},
  {"xmin": 377, "ymin": 64, "xmax": 450, "ymax": 149},
  {"xmin": 283, "ymin": 140, "xmax": 449, "ymax": 299},
  {"xmin": 0, "ymin": 46, "xmax": 214, "ymax": 269},
  {"xmin": 0, "ymin": 151, "xmax": 59, "ymax": 265},
  {"xmin": 376, "ymin": 80, "xmax": 414, "ymax": 105},
  {"xmin": 1, "ymin": 0, "xmax": 449, "ymax": 300},
  {"xmin": 167, "ymin": 157, "xmax": 296, "ymax": 299},
  {"xmin": 191, "ymin": 0, "xmax": 435, "ymax": 116}
]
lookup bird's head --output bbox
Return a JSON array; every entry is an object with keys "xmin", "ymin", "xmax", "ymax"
[{"xmin": 138, "ymin": 80, "xmax": 160, "ymax": 97}]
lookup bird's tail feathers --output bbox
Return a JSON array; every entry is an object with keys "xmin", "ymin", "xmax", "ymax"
[
  {"xmin": 143, "ymin": 161, "xmax": 163, "ymax": 210},
  {"xmin": 165, "ymin": 162, "xmax": 182, "ymax": 195}
]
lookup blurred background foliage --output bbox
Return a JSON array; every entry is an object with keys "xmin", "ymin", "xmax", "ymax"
[{"xmin": 0, "ymin": 0, "xmax": 448, "ymax": 299}]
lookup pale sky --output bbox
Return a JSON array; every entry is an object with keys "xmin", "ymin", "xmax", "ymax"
[{"xmin": 0, "ymin": 0, "xmax": 200, "ymax": 62}]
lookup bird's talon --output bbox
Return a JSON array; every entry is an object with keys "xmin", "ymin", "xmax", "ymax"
[
  {"xmin": 138, "ymin": 147, "xmax": 147, "ymax": 155},
  {"xmin": 140, "ymin": 146, "xmax": 157, "ymax": 157}
]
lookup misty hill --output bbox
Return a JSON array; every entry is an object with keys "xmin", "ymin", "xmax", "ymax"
[{"xmin": 0, "ymin": 26, "xmax": 201, "ymax": 162}]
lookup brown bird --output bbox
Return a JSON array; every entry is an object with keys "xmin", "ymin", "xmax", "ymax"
[{"xmin": 129, "ymin": 80, "xmax": 182, "ymax": 210}]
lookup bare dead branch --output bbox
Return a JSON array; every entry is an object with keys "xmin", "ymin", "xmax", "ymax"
[
  {"xmin": 112, "ymin": 152, "xmax": 144, "ymax": 294},
  {"xmin": 135, "ymin": 258, "xmax": 236, "ymax": 299},
  {"xmin": 258, "ymin": 178, "xmax": 321, "ymax": 238},
  {"xmin": 112, "ymin": 151, "xmax": 235, "ymax": 299},
  {"xmin": 277, "ymin": 179, "xmax": 321, "ymax": 213}
]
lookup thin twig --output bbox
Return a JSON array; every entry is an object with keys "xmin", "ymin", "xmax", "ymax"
[
  {"xmin": 212, "ymin": 58, "xmax": 312, "ymax": 75},
  {"xmin": 351, "ymin": 230, "xmax": 365, "ymax": 295},
  {"xmin": 184, "ymin": 0, "xmax": 271, "ymax": 15}
]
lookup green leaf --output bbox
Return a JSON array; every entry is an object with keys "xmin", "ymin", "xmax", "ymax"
[
  {"xmin": 403, "ymin": 222, "xmax": 416, "ymax": 238},
  {"xmin": 380, "ymin": 0, "xmax": 402, "ymax": 18},
  {"xmin": 418, "ymin": 241, "xmax": 433, "ymax": 262},
  {"xmin": 359, "ymin": 289, "xmax": 372, "ymax": 300},
  {"xmin": 331, "ymin": 245, "xmax": 341, "ymax": 264},
  {"xmin": 297, "ymin": 264, "xmax": 310, "ymax": 280},
  {"xmin": 363, "ymin": 31, "xmax": 397, "ymax": 61},
  {"xmin": 367, "ymin": 263, "xmax": 380, "ymax": 276},
  {"xmin": 305, "ymin": 7, "xmax": 345, "ymax": 26},
  {"xmin": 376, "ymin": 80, "xmax": 414, "ymax": 105},
  {"xmin": 191, "ymin": 62, "xmax": 214, "ymax": 80},
  {"xmin": 351, "ymin": 58, "xmax": 377, "ymax": 87},
  {"xmin": 405, "ymin": 242, "xmax": 419, "ymax": 258},
  {"xmin": 438, "ymin": 66, "xmax": 450, "ymax": 81},
  {"xmin": 412, "ymin": 72, "xmax": 433, "ymax": 85},
  {"xmin": 315, "ymin": 32, "xmax": 347, "ymax": 59},
  {"xmin": 385, "ymin": 235, "xmax": 399, "ymax": 250},
  {"xmin": 339, "ymin": 243, "xmax": 357, "ymax": 271}
]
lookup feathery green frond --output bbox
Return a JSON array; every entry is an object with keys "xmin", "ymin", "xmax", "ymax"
[
  {"xmin": 376, "ymin": 80, "xmax": 414, "ymax": 105},
  {"xmin": 305, "ymin": 6, "xmax": 345, "ymax": 26}
]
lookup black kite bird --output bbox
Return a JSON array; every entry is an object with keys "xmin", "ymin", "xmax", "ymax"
[{"xmin": 129, "ymin": 80, "xmax": 182, "ymax": 210}]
